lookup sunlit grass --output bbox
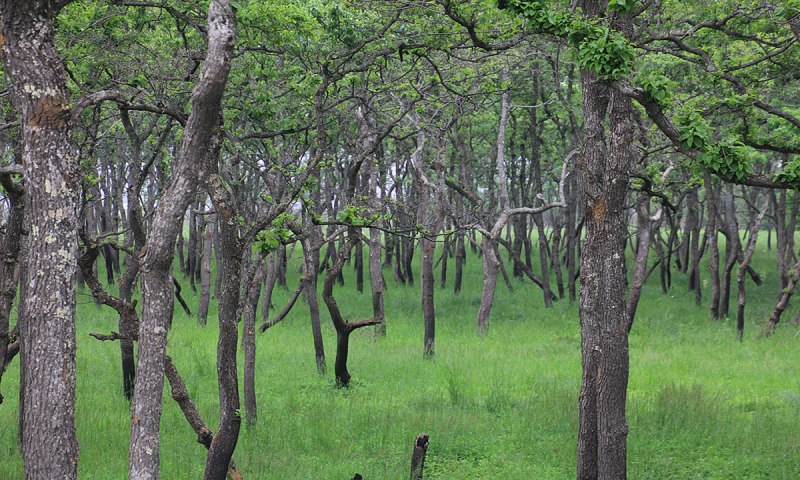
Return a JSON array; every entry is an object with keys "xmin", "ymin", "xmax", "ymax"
[{"xmin": 0, "ymin": 233, "xmax": 798, "ymax": 479}]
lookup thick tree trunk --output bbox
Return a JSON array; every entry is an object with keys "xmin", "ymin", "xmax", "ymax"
[
  {"xmin": 129, "ymin": 2, "xmax": 235, "ymax": 478},
  {"xmin": 575, "ymin": 9, "xmax": 632, "ymax": 471},
  {"xmin": 1, "ymin": 3, "xmax": 81, "ymax": 477}
]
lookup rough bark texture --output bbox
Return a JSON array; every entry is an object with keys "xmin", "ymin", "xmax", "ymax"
[
  {"xmin": 129, "ymin": 2, "xmax": 236, "ymax": 478},
  {"xmin": 0, "ymin": 2, "xmax": 81, "ymax": 477},
  {"xmin": 575, "ymin": 6, "xmax": 632, "ymax": 476},
  {"xmin": 242, "ymin": 256, "xmax": 265, "ymax": 429},
  {"xmin": 410, "ymin": 433, "xmax": 430, "ymax": 480}
]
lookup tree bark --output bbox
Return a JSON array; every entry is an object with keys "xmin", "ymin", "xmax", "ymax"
[
  {"xmin": 737, "ymin": 195, "xmax": 768, "ymax": 340},
  {"xmin": 1, "ymin": 2, "xmax": 81, "ymax": 477},
  {"xmin": 242, "ymin": 256, "xmax": 265, "ymax": 429},
  {"xmin": 129, "ymin": 1, "xmax": 236, "ymax": 477},
  {"xmin": 0, "ymin": 172, "xmax": 24, "ymax": 406},
  {"xmin": 705, "ymin": 173, "xmax": 721, "ymax": 319},
  {"xmin": 575, "ymin": 7, "xmax": 632, "ymax": 474},
  {"xmin": 198, "ymin": 214, "xmax": 215, "ymax": 325}
]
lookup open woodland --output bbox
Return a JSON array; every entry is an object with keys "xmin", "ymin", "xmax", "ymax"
[{"xmin": 0, "ymin": 0, "xmax": 799, "ymax": 479}]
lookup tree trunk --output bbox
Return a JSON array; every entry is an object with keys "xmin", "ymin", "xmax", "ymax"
[
  {"xmin": 242, "ymin": 256, "xmax": 265, "ymax": 429},
  {"xmin": 574, "ymin": 10, "xmax": 632, "ymax": 471},
  {"xmin": 261, "ymin": 252, "xmax": 277, "ymax": 321},
  {"xmin": 129, "ymin": 2, "xmax": 235, "ymax": 477},
  {"xmin": 421, "ymin": 236, "xmax": 436, "ymax": 356},
  {"xmin": 0, "ymin": 173, "xmax": 24, "ymax": 406},
  {"xmin": 1, "ymin": 3, "xmax": 82, "ymax": 477},
  {"xmin": 687, "ymin": 188, "xmax": 702, "ymax": 305},
  {"xmin": 705, "ymin": 173, "xmax": 721, "ymax": 319},
  {"xmin": 737, "ymin": 195, "xmax": 768, "ymax": 340},
  {"xmin": 476, "ymin": 237, "xmax": 500, "ymax": 335},
  {"xmin": 198, "ymin": 214, "xmax": 215, "ymax": 325},
  {"xmin": 453, "ymin": 234, "xmax": 465, "ymax": 294}
]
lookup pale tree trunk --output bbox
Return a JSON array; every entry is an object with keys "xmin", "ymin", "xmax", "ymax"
[
  {"xmin": 261, "ymin": 252, "xmax": 277, "ymax": 320},
  {"xmin": 0, "ymin": 2, "xmax": 81, "ymax": 478},
  {"xmin": 198, "ymin": 214, "xmax": 215, "ymax": 325},
  {"xmin": 129, "ymin": 2, "xmax": 236, "ymax": 478},
  {"xmin": 626, "ymin": 192, "xmax": 662, "ymax": 332},
  {"xmin": 476, "ymin": 236, "xmax": 500, "ymax": 334},
  {"xmin": 367, "ymin": 160, "xmax": 386, "ymax": 337}
]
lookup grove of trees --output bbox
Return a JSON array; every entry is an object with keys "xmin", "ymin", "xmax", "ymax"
[{"xmin": 0, "ymin": 0, "xmax": 798, "ymax": 478}]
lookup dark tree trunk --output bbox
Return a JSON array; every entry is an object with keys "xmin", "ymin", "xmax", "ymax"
[
  {"xmin": 1, "ymin": 2, "xmax": 82, "ymax": 477},
  {"xmin": 737, "ymin": 195, "xmax": 768, "ymax": 340},
  {"xmin": 322, "ymin": 228, "xmax": 382, "ymax": 387},
  {"xmin": 453, "ymin": 234, "xmax": 465, "ymax": 294},
  {"xmin": 355, "ymin": 232, "xmax": 364, "ymax": 293},
  {"xmin": 705, "ymin": 174, "xmax": 721, "ymax": 319},
  {"xmin": 687, "ymin": 188, "xmax": 702, "ymax": 305},
  {"xmin": 0, "ymin": 172, "xmax": 24, "ymax": 406},
  {"xmin": 575, "ymin": 7, "xmax": 632, "ymax": 473},
  {"xmin": 128, "ymin": 2, "xmax": 235, "ymax": 477}
]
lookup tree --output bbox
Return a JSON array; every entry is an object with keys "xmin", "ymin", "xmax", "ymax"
[
  {"xmin": 0, "ymin": 1, "xmax": 82, "ymax": 478},
  {"xmin": 128, "ymin": 1, "xmax": 237, "ymax": 478}
]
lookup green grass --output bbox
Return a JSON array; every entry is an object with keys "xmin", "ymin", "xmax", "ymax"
[{"xmin": 1, "ymin": 235, "xmax": 799, "ymax": 479}]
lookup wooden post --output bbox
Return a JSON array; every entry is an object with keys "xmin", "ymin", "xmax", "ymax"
[{"xmin": 410, "ymin": 433, "xmax": 430, "ymax": 480}]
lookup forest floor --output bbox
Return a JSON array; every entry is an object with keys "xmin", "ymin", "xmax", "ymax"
[{"xmin": 1, "ymin": 237, "xmax": 799, "ymax": 479}]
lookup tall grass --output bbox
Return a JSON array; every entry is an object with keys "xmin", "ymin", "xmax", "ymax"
[{"xmin": 0, "ymin": 234, "xmax": 798, "ymax": 479}]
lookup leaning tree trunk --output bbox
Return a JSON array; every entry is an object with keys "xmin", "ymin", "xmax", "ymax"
[
  {"xmin": 737, "ymin": 195, "xmax": 768, "ymax": 340},
  {"xmin": 1, "ymin": 2, "xmax": 82, "ymax": 478},
  {"xmin": 0, "ymin": 171, "xmax": 24, "ymax": 406},
  {"xmin": 129, "ymin": 2, "xmax": 236, "ymax": 478},
  {"xmin": 476, "ymin": 236, "xmax": 500, "ymax": 335}
]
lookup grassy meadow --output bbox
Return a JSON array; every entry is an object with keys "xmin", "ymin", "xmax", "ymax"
[{"xmin": 1, "ymin": 234, "xmax": 799, "ymax": 479}]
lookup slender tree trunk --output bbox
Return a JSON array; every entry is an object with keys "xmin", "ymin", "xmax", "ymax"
[
  {"xmin": 1, "ymin": 3, "xmax": 82, "ymax": 477},
  {"xmin": 261, "ymin": 252, "xmax": 277, "ymax": 321},
  {"xmin": 355, "ymin": 232, "xmax": 364, "ymax": 293},
  {"xmin": 626, "ymin": 192, "xmax": 659, "ymax": 332},
  {"xmin": 476, "ymin": 237, "xmax": 500, "ymax": 335},
  {"xmin": 687, "ymin": 188, "xmax": 702, "ymax": 305},
  {"xmin": 737, "ymin": 195, "xmax": 768, "ymax": 340},
  {"xmin": 705, "ymin": 174, "xmax": 721, "ymax": 319},
  {"xmin": 198, "ymin": 214, "xmax": 215, "ymax": 325},
  {"xmin": 0, "ymin": 174, "xmax": 24, "ymax": 406},
  {"xmin": 129, "ymin": 2, "xmax": 235, "ymax": 477},
  {"xmin": 242, "ymin": 256, "xmax": 265, "ymax": 429},
  {"xmin": 454, "ymin": 234, "xmax": 465, "ymax": 294}
]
